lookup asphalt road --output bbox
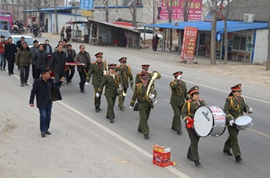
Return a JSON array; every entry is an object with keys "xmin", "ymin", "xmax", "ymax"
[{"xmin": 0, "ymin": 35, "xmax": 269, "ymax": 178}]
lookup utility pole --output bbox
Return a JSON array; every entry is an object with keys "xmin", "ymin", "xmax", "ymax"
[
  {"xmin": 132, "ymin": 0, "xmax": 137, "ymax": 27},
  {"xmin": 169, "ymin": 0, "xmax": 173, "ymax": 51},
  {"xmin": 153, "ymin": 0, "xmax": 156, "ymax": 24},
  {"xmin": 54, "ymin": 0, "xmax": 58, "ymax": 34},
  {"xmin": 116, "ymin": 0, "xmax": 118, "ymax": 20}
]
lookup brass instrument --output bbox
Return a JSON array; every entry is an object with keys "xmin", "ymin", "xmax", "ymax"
[
  {"xmin": 146, "ymin": 71, "xmax": 161, "ymax": 102},
  {"xmin": 117, "ymin": 71, "xmax": 127, "ymax": 96}
]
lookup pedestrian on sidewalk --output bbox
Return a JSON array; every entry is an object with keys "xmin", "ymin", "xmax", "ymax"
[
  {"xmin": 15, "ymin": 41, "xmax": 32, "ymax": 86},
  {"xmin": 29, "ymin": 68, "xmax": 64, "ymax": 138},
  {"xmin": 152, "ymin": 34, "xmax": 160, "ymax": 51}
]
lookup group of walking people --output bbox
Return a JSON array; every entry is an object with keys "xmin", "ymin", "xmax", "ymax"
[{"xmin": 3, "ymin": 35, "xmax": 255, "ymax": 167}]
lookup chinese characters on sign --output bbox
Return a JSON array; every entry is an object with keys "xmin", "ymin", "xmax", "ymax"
[
  {"xmin": 180, "ymin": 26, "xmax": 198, "ymax": 61},
  {"xmin": 157, "ymin": 0, "xmax": 202, "ymax": 20},
  {"xmin": 80, "ymin": 0, "xmax": 94, "ymax": 10}
]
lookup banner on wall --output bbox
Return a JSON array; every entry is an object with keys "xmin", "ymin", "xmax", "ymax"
[
  {"xmin": 157, "ymin": 0, "xmax": 202, "ymax": 21},
  {"xmin": 180, "ymin": 26, "xmax": 198, "ymax": 61}
]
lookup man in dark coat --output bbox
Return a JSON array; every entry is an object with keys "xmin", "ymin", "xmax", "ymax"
[
  {"xmin": 29, "ymin": 68, "xmax": 64, "ymax": 137},
  {"xmin": 43, "ymin": 39, "xmax": 52, "ymax": 55},
  {"xmin": 16, "ymin": 36, "xmax": 25, "ymax": 50},
  {"xmin": 49, "ymin": 44, "xmax": 66, "ymax": 83},
  {"xmin": 33, "ymin": 44, "xmax": 48, "ymax": 79},
  {"xmin": 30, "ymin": 40, "xmax": 39, "ymax": 79},
  {"xmin": 4, "ymin": 37, "xmax": 17, "ymax": 75}
]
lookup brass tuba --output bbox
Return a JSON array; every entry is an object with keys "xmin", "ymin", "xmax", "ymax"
[{"xmin": 146, "ymin": 71, "xmax": 161, "ymax": 102}]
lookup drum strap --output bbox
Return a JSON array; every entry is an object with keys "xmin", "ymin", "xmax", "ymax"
[{"xmin": 187, "ymin": 101, "xmax": 191, "ymax": 117}]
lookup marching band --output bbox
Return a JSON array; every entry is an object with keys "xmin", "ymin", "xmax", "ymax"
[{"xmin": 24, "ymin": 39, "xmax": 255, "ymax": 167}]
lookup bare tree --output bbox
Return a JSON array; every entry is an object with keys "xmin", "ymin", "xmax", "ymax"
[
  {"xmin": 96, "ymin": 0, "xmax": 112, "ymax": 22},
  {"xmin": 209, "ymin": 0, "xmax": 218, "ymax": 64},
  {"xmin": 183, "ymin": 0, "xmax": 192, "ymax": 22}
]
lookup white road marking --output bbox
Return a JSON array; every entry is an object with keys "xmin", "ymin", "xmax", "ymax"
[{"xmin": 58, "ymin": 101, "xmax": 190, "ymax": 178}]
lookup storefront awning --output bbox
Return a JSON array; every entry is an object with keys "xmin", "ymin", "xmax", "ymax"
[{"xmin": 145, "ymin": 20, "xmax": 268, "ymax": 34}]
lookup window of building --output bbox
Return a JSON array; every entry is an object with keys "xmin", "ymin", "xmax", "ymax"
[{"xmin": 233, "ymin": 36, "xmax": 247, "ymax": 50}]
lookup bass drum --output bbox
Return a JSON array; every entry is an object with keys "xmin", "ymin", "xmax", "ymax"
[{"xmin": 193, "ymin": 106, "xmax": 226, "ymax": 137}]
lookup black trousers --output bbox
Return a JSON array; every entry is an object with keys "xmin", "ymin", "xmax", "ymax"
[
  {"xmin": 8, "ymin": 60, "xmax": 15, "ymax": 74},
  {"xmin": 78, "ymin": 70, "xmax": 87, "ymax": 91},
  {"xmin": 65, "ymin": 66, "xmax": 75, "ymax": 83},
  {"xmin": 19, "ymin": 65, "xmax": 30, "ymax": 84},
  {"xmin": 34, "ymin": 68, "xmax": 41, "ymax": 80}
]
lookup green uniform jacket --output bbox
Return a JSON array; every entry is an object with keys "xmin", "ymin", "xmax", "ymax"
[
  {"xmin": 181, "ymin": 99, "xmax": 206, "ymax": 122},
  {"xmin": 130, "ymin": 83, "xmax": 156, "ymax": 109},
  {"xmin": 97, "ymin": 74, "xmax": 120, "ymax": 97},
  {"xmin": 86, "ymin": 61, "xmax": 107, "ymax": 86},
  {"xmin": 224, "ymin": 96, "xmax": 247, "ymax": 125},
  {"xmin": 115, "ymin": 65, "xmax": 133, "ymax": 88},
  {"xmin": 170, "ymin": 79, "xmax": 188, "ymax": 106},
  {"xmin": 135, "ymin": 72, "xmax": 152, "ymax": 84},
  {"xmin": 16, "ymin": 47, "xmax": 32, "ymax": 66}
]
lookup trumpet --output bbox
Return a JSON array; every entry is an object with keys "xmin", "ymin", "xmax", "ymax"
[{"xmin": 146, "ymin": 71, "xmax": 161, "ymax": 102}]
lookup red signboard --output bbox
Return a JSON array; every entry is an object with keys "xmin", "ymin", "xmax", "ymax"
[
  {"xmin": 180, "ymin": 26, "xmax": 198, "ymax": 60},
  {"xmin": 157, "ymin": 0, "xmax": 202, "ymax": 21}
]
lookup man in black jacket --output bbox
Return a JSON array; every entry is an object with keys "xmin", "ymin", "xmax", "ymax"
[
  {"xmin": 65, "ymin": 44, "xmax": 76, "ymax": 84},
  {"xmin": 43, "ymin": 39, "xmax": 52, "ymax": 55},
  {"xmin": 16, "ymin": 36, "xmax": 25, "ymax": 50},
  {"xmin": 33, "ymin": 44, "xmax": 48, "ymax": 79},
  {"xmin": 49, "ymin": 44, "xmax": 66, "ymax": 83},
  {"xmin": 4, "ymin": 37, "xmax": 17, "ymax": 75},
  {"xmin": 29, "ymin": 68, "xmax": 64, "ymax": 137}
]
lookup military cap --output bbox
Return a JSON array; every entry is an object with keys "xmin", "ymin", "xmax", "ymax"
[
  {"xmin": 119, "ymin": 57, "xmax": 127, "ymax": 62},
  {"xmin": 173, "ymin": 71, "xmax": 183, "ymax": 77},
  {"xmin": 188, "ymin": 86, "xmax": 199, "ymax": 95},
  {"xmin": 231, "ymin": 83, "xmax": 242, "ymax": 92},
  {"xmin": 141, "ymin": 64, "xmax": 150, "ymax": 70},
  {"xmin": 108, "ymin": 63, "xmax": 117, "ymax": 70},
  {"xmin": 95, "ymin": 52, "xmax": 103, "ymax": 57}
]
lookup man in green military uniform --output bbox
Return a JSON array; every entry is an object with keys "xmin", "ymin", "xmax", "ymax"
[
  {"xmin": 223, "ymin": 84, "xmax": 253, "ymax": 162},
  {"xmin": 130, "ymin": 73, "xmax": 157, "ymax": 139},
  {"xmin": 135, "ymin": 64, "xmax": 152, "ymax": 84},
  {"xmin": 96, "ymin": 64, "xmax": 119, "ymax": 123},
  {"xmin": 170, "ymin": 71, "xmax": 188, "ymax": 135},
  {"xmin": 86, "ymin": 52, "xmax": 107, "ymax": 112},
  {"xmin": 116, "ymin": 57, "xmax": 133, "ymax": 111},
  {"xmin": 181, "ymin": 86, "xmax": 205, "ymax": 166}
]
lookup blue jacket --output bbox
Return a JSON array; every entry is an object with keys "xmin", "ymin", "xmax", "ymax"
[{"xmin": 29, "ymin": 78, "xmax": 62, "ymax": 109}]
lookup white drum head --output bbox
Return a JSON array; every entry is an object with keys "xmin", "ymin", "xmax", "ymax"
[
  {"xmin": 193, "ymin": 106, "xmax": 214, "ymax": 137},
  {"xmin": 235, "ymin": 116, "xmax": 252, "ymax": 126}
]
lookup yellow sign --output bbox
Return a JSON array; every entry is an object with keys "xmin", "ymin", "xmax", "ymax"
[{"xmin": 81, "ymin": 10, "xmax": 93, "ymax": 17}]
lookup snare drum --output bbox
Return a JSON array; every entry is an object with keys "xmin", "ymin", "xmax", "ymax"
[
  {"xmin": 235, "ymin": 115, "xmax": 253, "ymax": 130},
  {"xmin": 193, "ymin": 106, "xmax": 226, "ymax": 137}
]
